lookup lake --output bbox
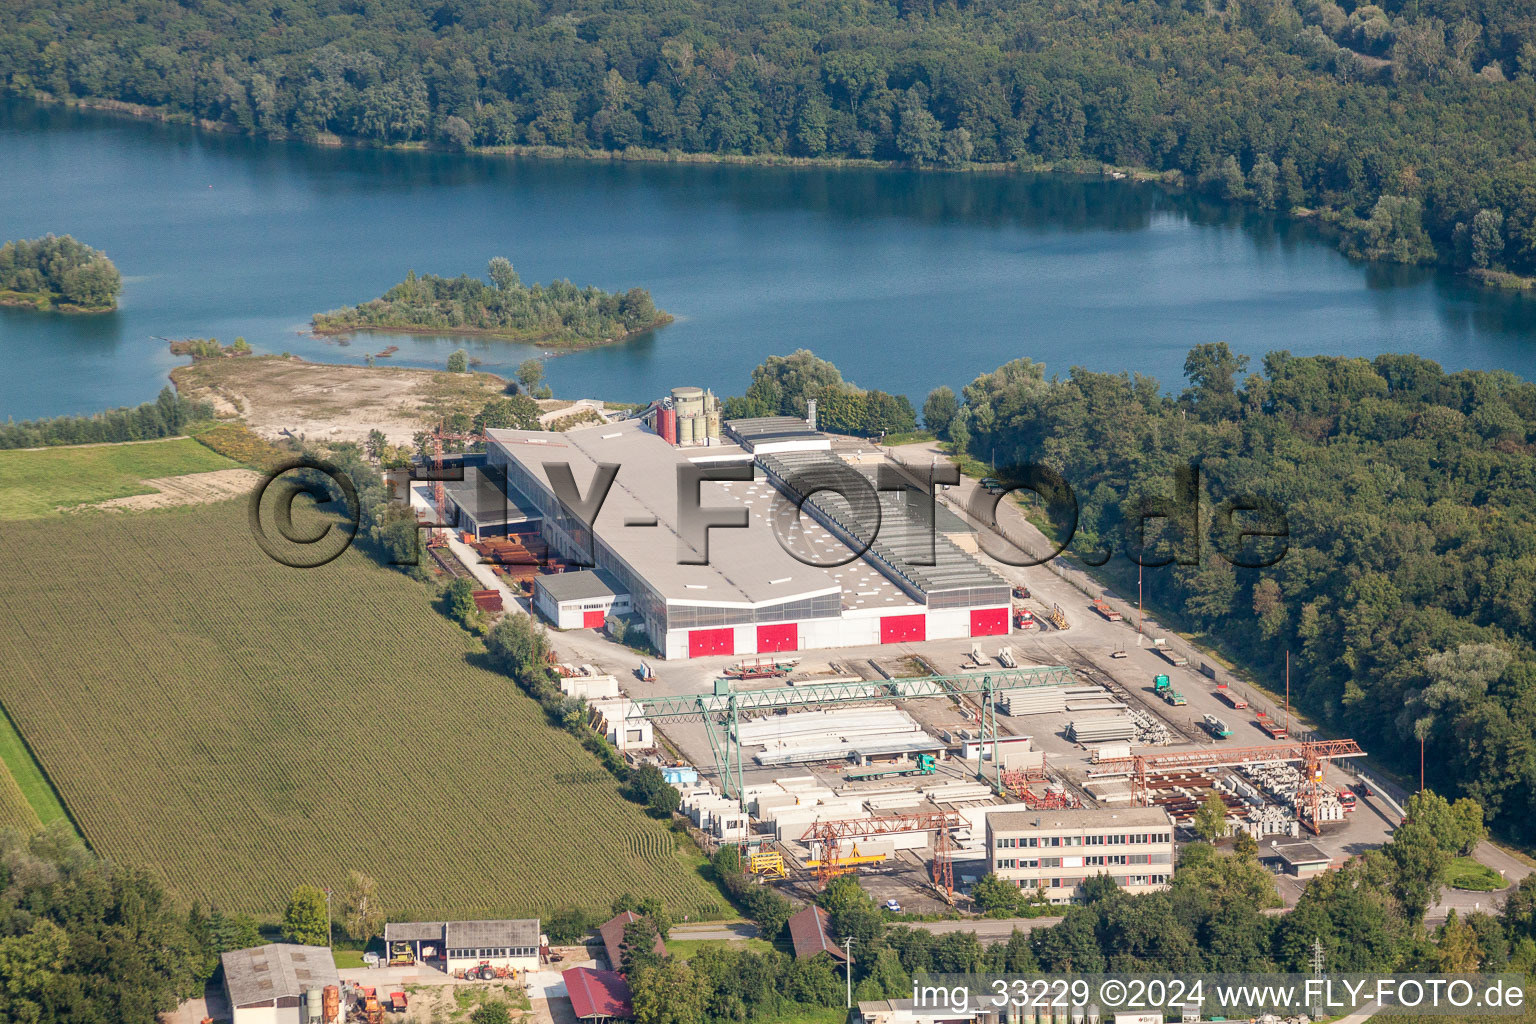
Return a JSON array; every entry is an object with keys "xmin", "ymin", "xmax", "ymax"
[{"xmin": 4, "ymin": 96, "xmax": 1536, "ymax": 422}]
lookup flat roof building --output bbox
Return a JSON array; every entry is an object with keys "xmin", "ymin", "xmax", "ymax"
[
  {"xmin": 437, "ymin": 461, "xmax": 543, "ymax": 539},
  {"xmin": 724, "ymin": 416, "xmax": 833, "ymax": 455},
  {"xmin": 382, "ymin": 919, "xmax": 541, "ymax": 975},
  {"xmin": 1261, "ymin": 840, "xmax": 1334, "ymax": 876},
  {"xmin": 986, "ymin": 807, "xmax": 1175, "ymax": 904},
  {"xmin": 222, "ymin": 943, "xmax": 341, "ymax": 1024},
  {"xmin": 486, "ymin": 418, "xmax": 1011, "ymax": 659}
]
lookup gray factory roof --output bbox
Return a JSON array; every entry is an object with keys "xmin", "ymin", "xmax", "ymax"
[
  {"xmin": 384, "ymin": 919, "xmax": 540, "ymax": 946},
  {"xmin": 535, "ymin": 568, "xmax": 625, "ymax": 603},
  {"xmin": 756, "ymin": 451, "xmax": 1008, "ymax": 603},
  {"xmin": 987, "ymin": 807, "xmax": 1173, "ymax": 833},
  {"xmin": 725, "ymin": 416, "xmax": 828, "ymax": 449},
  {"xmin": 222, "ymin": 944, "xmax": 340, "ymax": 1008},
  {"xmin": 486, "ymin": 421, "xmax": 845, "ymax": 607},
  {"xmin": 442, "ymin": 465, "xmax": 542, "ymax": 527}
]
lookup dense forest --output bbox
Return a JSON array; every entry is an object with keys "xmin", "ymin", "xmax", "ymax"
[
  {"xmin": 4, "ymin": 0, "xmax": 1536, "ymax": 273},
  {"xmin": 0, "ymin": 234, "xmax": 120, "ymax": 310},
  {"xmin": 940, "ymin": 345, "xmax": 1536, "ymax": 843},
  {"xmin": 0, "ymin": 822, "xmax": 261, "ymax": 1024},
  {"xmin": 0, "ymin": 386, "xmax": 212, "ymax": 448},
  {"xmin": 312, "ymin": 257, "xmax": 670, "ymax": 346},
  {"xmin": 724, "ymin": 346, "xmax": 1536, "ymax": 844}
]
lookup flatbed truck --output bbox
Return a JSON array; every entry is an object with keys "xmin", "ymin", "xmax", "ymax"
[{"xmin": 846, "ymin": 753, "xmax": 937, "ymax": 781}]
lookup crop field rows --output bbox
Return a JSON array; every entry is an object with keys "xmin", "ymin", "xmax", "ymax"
[{"xmin": 0, "ymin": 499, "xmax": 722, "ymax": 920}]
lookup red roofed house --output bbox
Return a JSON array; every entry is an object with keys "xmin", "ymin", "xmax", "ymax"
[
  {"xmin": 564, "ymin": 966, "xmax": 634, "ymax": 1021},
  {"xmin": 597, "ymin": 911, "xmax": 665, "ymax": 973},
  {"xmin": 787, "ymin": 904, "xmax": 850, "ymax": 962}
]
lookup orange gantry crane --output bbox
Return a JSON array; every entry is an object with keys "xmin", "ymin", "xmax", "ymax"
[
  {"xmin": 801, "ymin": 811, "xmax": 963, "ymax": 894},
  {"xmin": 1090, "ymin": 738, "xmax": 1366, "ymax": 832}
]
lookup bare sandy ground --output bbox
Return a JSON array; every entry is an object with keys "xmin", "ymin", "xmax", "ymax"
[
  {"xmin": 77, "ymin": 469, "xmax": 263, "ymax": 512},
  {"xmin": 171, "ymin": 357, "xmax": 510, "ymax": 445}
]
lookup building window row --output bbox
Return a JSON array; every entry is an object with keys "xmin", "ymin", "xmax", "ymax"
[
  {"xmin": 995, "ymin": 831, "xmax": 1170, "ymax": 850},
  {"xmin": 448, "ymin": 946, "xmax": 537, "ymax": 959}
]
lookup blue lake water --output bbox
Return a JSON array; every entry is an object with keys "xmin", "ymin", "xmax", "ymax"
[{"xmin": 4, "ymin": 97, "xmax": 1536, "ymax": 422}]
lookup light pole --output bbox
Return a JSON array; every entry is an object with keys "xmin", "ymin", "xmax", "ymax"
[
  {"xmin": 324, "ymin": 888, "xmax": 333, "ymax": 949},
  {"xmin": 843, "ymin": 937, "xmax": 854, "ymax": 1008}
]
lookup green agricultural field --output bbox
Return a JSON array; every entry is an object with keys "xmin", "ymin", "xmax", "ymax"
[
  {"xmin": 0, "ymin": 703, "xmax": 67, "ymax": 830},
  {"xmin": 0, "ymin": 762, "xmax": 41, "ymax": 833},
  {"xmin": 0, "ymin": 499, "xmax": 724, "ymax": 921},
  {"xmin": 0, "ymin": 436, "xmax": 239, "ymax": 518}
]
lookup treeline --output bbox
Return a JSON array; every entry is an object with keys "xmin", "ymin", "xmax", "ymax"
[
  {"xmin": 313, "ymin": 258, "xmax": 669, "ymax": 346},
  {"xmin": 0, "ymin": 234, "xmax": 120, "ymax": 310},
  {"xmin": 936, "ymin": 343, "xmax": 1536, "ymax": 843},
  {"xmin": 724, "ymin": 349, "xmax": 917, "ymax": 437},
  {"xmin": 7, "ymin": 0, "xmax": 1536, "ymax": 273},
  {"xmin": 0, "ymin": 386, "xmax": 213, "ymax": 448},
  {"xmin": 0, "ymin": 822, "xmax": 259, "ymax": 1024}
]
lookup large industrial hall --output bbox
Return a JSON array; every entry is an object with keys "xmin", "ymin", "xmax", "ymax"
[{"xmin": 481, "ymin": 390, "xmax": 1012, "ymax": 659}]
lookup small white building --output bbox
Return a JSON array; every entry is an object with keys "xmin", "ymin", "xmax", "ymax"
[
  {"xmin": 534, "ymin": 569, "xmax": 631, "ymax": 630},
  {"xmin": 383, "ymin": 919, "xmax": 541, "ymax": 976},
  {"xmin": 222, "ymin": 943, "xmax": 341, "ymax": 1024}
]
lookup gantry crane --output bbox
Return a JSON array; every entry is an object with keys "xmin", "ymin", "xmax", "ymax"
[
  {"xmin": 1090, "ymin": 738, "xmax": 1366, "ymax": 832},
  {"xmin": 800, "ymin": 811, "xmax": 963, "ymax": 893}
]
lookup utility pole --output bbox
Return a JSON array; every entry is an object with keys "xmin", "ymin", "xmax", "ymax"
[
  {"xmin": 1137, "ymin": 559, "xmax": 1143, "ymax": 635},
  {"xmin": 324, "ymin": 888, "xmax": 332, "ymax": 949},
  {"xmin": 844, "ymin": 938, "xmax": 854, "ymax": 1008},
  {"xmin": 1284, "ymin": 650, "xmax": 1290, "ymax": 733},
  {"xmin": 1311, "ymin": 938, "xmax": 1326, "ymax": 1020}
]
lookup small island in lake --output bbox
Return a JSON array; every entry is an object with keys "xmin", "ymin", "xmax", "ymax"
[
  {"xmin": 312, "ymin": 257, "xmax": 672, "ymax": 347},
  {"xmin": 0, "ymin": 235, "xmax": 122, "ymax": 312}
]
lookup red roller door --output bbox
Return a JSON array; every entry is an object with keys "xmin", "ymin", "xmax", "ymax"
[
  {"xmin": 880, "ymin": 613, "xmax": 926, "ymax": 644},
  {"xmin": 688, "ymin": 627, "xmax": 735, "ymax": 658},
  {"xmin": 970, "ymin": 607, "xmax": 1009, "ymax": 637},
  {"xmin": 583, "ymin": 610, "xmax": 606, "ymax": 629},
  {"xmin": 757, "ymin": 622, "xmax": 798, "ymax": 653}
]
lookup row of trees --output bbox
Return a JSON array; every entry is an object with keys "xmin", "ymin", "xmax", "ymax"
[
  {"xmin": 923, "ymin": 343, "xmax": 1536, "ymax": 843},
  {"xmin": 724, "ymin": 349, "xmax": 917, "ymax": 437},
  {"xmin": 0, "ymin": 234, "xmax": 120, "ymax": 309},
  {"xmin": 313, "ymin": 258, "xmax": 669, "ymax": 346},
  {"xmin": 0, "ymin": 386, "xmax": 213, "ymax": 448},
  {"xmin": 9, "ymin": 0, "xmax": 1536, "ymax": 271}
]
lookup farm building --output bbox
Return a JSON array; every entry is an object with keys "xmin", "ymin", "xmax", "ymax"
[
  {"xmin": 485, "ymin": 415, "xmax": 1010, "ymax": 659},
  {"xmin": 382, "ymin": 919, "xmax": 541, "ymax": 975},
  {"xmin": 534, "ymin": 569, "xmax": 632, "ymax": 629},
  {"xmin": 564, "ymin": 966, "xmax": 635, "ymax": 1020},
  {"xmin": 598, "ymin": 910, "xmax": 666, "ymax": 972},
  {"xmin": 222, "ymin": 943, "xmax": 341, "ymax": 1024},
  {"xmin": 787, "ymin": 904, "xmax": 850, "ymax": 962}
]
